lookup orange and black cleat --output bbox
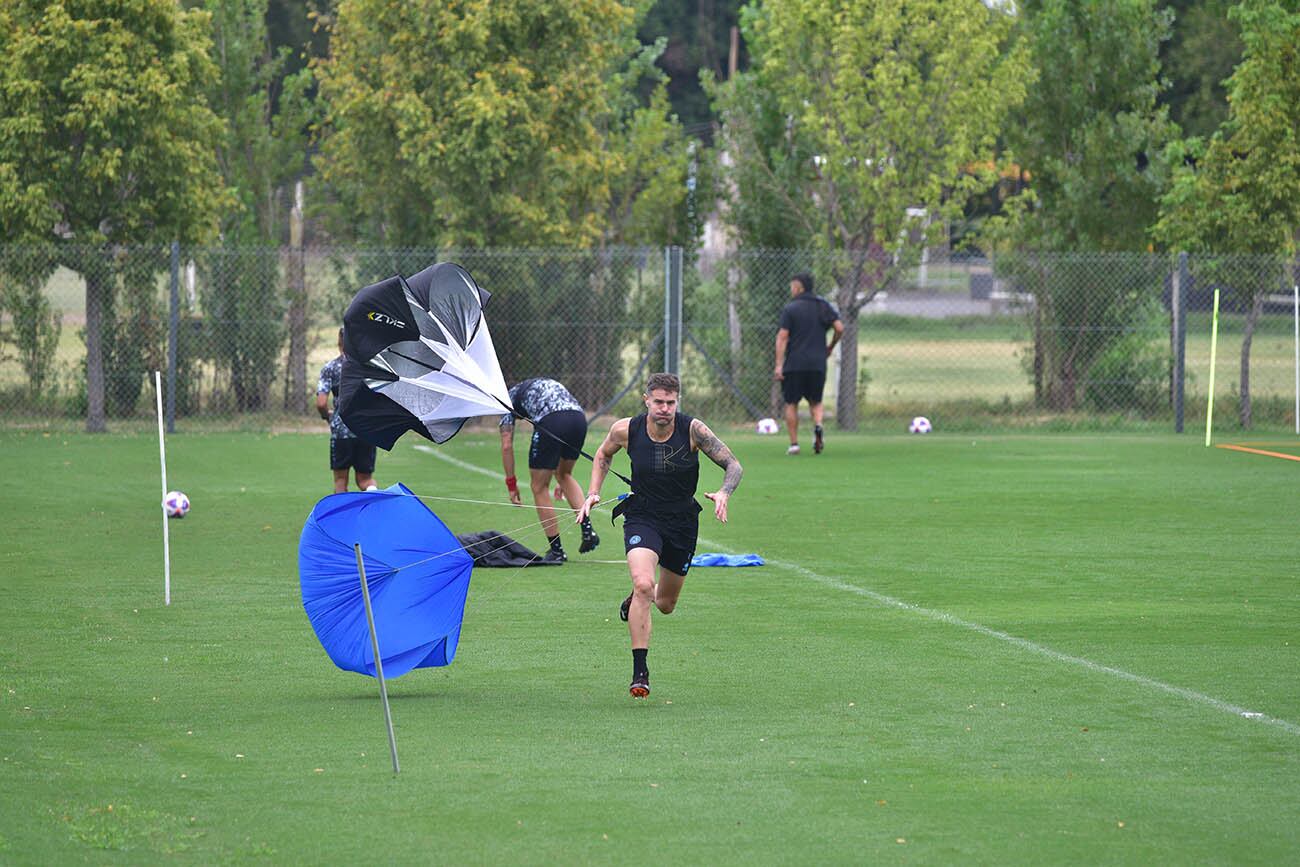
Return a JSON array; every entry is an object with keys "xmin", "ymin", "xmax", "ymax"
[{"xmin": 629, "ymin": 674, "xmax": 650, "ymax": 698}]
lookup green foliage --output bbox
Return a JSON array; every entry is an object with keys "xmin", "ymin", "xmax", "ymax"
[
  {"xmin": 733, "ymin": 0, "xmax": 1030, "ymax": 268},
  {"xmin": 0, "ymin": 0, "xmax": 226, "ymax": 429},
  {"xmin": 1007, "ymin": 0, "xmax": 1177, "ymax": 251},
  {"xmin": 199, "ymin": 0, "xmax": 315, "ymax": 412},
  {"xmin": 999, "ymin": 252, "xmax": 1170, "ymax": 411},
  {"xmin": 1159, "ymin": 0, "xmax": 1242, "ymax": 140},
  {"xmin": 1081, "ymin": 297, "xmax": 1170, "ymax": 413},
  {"xmin": 315, "ymin": 0, "xmax": 688, "ymax": 248},
  {"xmin": 204, "ymin": 0, "xmax": 315, "ymax": 243},
  {"xmin": 1153, "ymin": 1, "xmax": 1300, "ymax": 427},
  {"xmin": 0, "ymin": 246, "xmax": 61, "ymax": 396},
  {"xmin": 0, "ymin": 0, "xmax": 226, "ymax": 246},
  {"xmin": 716, "ymin": 0, "xmax": 1030, "ymax": 428},
  {"xmin": 195, "ymin": 246, "xmax": 285, "ymax": 411},
  {"xmin": 1154, "ymin": 1, "xmax": 1300, "ymax": 256},
  {"xmin": 994, "ymin": 1, "xmax": 1177, "ymax": 412},
  {"xmin": 636, "ymin": 0, "xmax": 745, "ymax": 133}
]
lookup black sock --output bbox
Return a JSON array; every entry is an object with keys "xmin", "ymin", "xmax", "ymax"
[
  {"xmin": 814, "ymin": 424, "xmax": 824, "ymax": 434},
  {"xmin": 548, "ymin": 534, "xmax": 563, "ymax": 552},
  {"xmin": 581, "ymin": 518, "xmax": 594, "ymax": 535},
  {"xmin": 632, "ymin": 648, "xmax": 648, "ymax": 678}
]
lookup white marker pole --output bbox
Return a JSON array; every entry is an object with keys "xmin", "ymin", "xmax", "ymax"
[
  {"xmin": 155, "ymin": 371, "xmax": 171, "ymax": 606},
  {"xmin": 354, "ymin": 543, "xmax": 399, "ymax": 774},
  {"xmin": 1205, "ymin": 289, "xmax": 1221, "ymax": 447}
]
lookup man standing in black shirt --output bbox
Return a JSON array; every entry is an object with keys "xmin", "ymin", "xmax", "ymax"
[
  {"xmin": 575, "ymin": 373, "xmax": 743, "ymax": 698},
  {"xmin": 774, "ymin": 272, "xmax": 844, "ymax": 455}
]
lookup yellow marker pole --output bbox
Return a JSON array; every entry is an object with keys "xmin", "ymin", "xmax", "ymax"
[{"xmin": 1205, "ymin": 288, "xmax": 1220, "ymax": 447}]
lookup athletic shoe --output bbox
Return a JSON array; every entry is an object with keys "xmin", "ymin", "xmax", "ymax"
[
  {"xmin": 539, "ymin": 549, "xmax": 566, "ymax": 564},
  {"xmin": 619, "ymin": 592, "xmax": 633, "ymax": 621},
  {"xmin": 787, "ymin": 444, "xmax": 800, "ymax": 455},
  {"xmin": 629, "ymin": 673, "xmax": 650, "ymax": 698},
  {"xmin": 579, "ymin": 529, "xmax": 600, "ymax": 554},
  {"xmin": 814, "ymin": 427, "xmax": 824, "ymax": 454}
]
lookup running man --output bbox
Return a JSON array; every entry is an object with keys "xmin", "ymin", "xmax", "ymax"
[
  {"xmin": 317, "ymin": 329, "xmax": 378, "ymax": 493},
  {"xmin": 575, "ymin": 372, "xmax": 743, "ymax": 697},
  {"xmin": 500, "ymin": 377, "xmax": 600, "ymax": 563}
]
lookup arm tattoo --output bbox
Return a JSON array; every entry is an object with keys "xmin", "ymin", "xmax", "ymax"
[{"xmin": 693, "ymin": 420, "xmax": 743, "ymax": 495}]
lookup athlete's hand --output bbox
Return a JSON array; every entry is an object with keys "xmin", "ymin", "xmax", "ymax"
[
  {"xmin": 508, "ymin": 488, "xmax": 522, "ymax": 506},
  {"xmin": 705, "ymin": 490, "xmax": 729, "ymax": 523},
  {"xmin": 773, "ymin": 366, "xmax": 784, "ymax": 381},
  {"xmin": 575, "ymin": 492, "xmax": 599, "ymax": 524}
]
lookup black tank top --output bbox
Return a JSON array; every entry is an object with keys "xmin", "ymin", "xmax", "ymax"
[{"xmin": 626, "ymin": 411, "xmax": 699, "ymax": 515}]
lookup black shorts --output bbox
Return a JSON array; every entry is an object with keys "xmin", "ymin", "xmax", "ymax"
[
  {"xmin": 623, "ymin": 511, "xmax": 700, "ymax": 576},
  {"xmin": 330, "ymin": 436, "xmax": 376, "ymax": 473},
  {"xmin": 527, "ymin": 410, "xmax": 587, "ymax": 470},
  {"xmin": 781, "ymin": 369, "xmax": 827, "ymax": 405}
]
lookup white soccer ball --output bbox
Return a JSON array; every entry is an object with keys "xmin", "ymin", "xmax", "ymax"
[
  {"xmin": 163, "ymin": 490, "xmax": 191, "ymax": 518},
  {"xmin": 755, "ymin": 417, "xmax": 779, "ymax": 435},
  {"xmin": 908, "ymin": 416, "xmax": 932, "ymax": 434}
]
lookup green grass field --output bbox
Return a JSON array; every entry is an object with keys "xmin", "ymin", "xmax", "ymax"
[{"xmin": 2, "ymin": 428, "xmax": 1298, "ymax": 863}]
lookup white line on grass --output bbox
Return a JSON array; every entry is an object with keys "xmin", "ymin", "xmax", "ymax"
[
  {"xmin": 700, "ymin": 536, "xmax": 1300, "ymax": 738},
  {"xmin": 416, "ymin": 444, "xmax": 1298, "ymax": 737},
  {"xmin": 414, "ymin": 444, "xmax": 505, "ymax": 479}
]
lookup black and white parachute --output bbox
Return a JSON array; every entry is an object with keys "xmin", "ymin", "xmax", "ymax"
[{"xmin": 337, "ymin": 262, "xmax": 511, "ymax": 449}]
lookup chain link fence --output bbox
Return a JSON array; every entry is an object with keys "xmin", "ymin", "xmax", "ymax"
[{"xmin": 2, "ymin": 244, "xmax": 1297, "ymax": 433}]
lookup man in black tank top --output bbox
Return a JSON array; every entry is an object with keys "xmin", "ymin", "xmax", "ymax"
[{"xmin": 575, "ymin": 372, "xmax": 744, "ymax": 698}]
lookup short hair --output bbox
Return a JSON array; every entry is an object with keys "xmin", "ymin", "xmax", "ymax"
[
  {"xmin": 792, "ymin": 272, "xmax": 814, "ymax": 294},
  {"xmin": 338, "ymin": 327, "xmax": 345, "ymax": 341},
  {"xmin": 645, "ymin": 372, "xmax": 680, "ymax": 395}
]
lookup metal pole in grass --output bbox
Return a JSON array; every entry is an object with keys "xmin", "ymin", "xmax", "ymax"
[
  {"xmin": 354, "ymin": 543, "xmax": 399, "ymax": 774},
  {"xmin": 1205, "ymin": 288, "xmax": 1221, "ymax": 447},
  {"xmin": 1293, "ymin": 284, "xmax": 1297, "ymax": 436},
  {"xmin": 154, "ymin": 371, "xmax": 171, "ymax": 606}
]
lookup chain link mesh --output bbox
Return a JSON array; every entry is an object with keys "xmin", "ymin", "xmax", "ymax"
[{"xmin": 1, "ymin": 244, "xmax": 1296, "ymax": 432}]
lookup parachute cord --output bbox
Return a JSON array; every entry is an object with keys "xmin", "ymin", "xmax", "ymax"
[{"xmin": 404, "ymin": 492, "xmax": 584, "ymax": 514}]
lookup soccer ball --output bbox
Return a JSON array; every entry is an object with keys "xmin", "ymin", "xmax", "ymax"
[
  {"xmin": 163, "ymin": 490, "xmax": 191, "ymax": 518},
  {"xmin": 755, "ymin": 417, "xmax": 779, "ymax": 435},
  {"xmin": 908, "ymin": 416, "xmax": 932, "ymax": 434}
]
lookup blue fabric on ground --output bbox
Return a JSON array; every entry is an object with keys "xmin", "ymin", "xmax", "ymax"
[
  {"xmin": 689, "ymin": 553, "xmax": 765, "ymax": 567},
  {"xmin": 298, "ymin": 482, "xmax": 473, "ymax": 678}
]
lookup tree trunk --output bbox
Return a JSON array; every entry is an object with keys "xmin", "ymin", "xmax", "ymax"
[
  {"xmin": 284, "ymin": 205, "xmax": 307, "ymax": 413},
  {"xmin": 84, "ymin": 266, "xmax": 107, "ymax": 433},
  {"xmin": 835, "ymin": 311, "xmax": 860, "ymax": 430},
  {"xmin": 1238, "ymin": 292, "xmax": 1264, "ymax": 429}
]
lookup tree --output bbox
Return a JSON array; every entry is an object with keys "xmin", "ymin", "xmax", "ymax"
[
  {"xmin": 1159, "ymin": 0, "xmax": 1242, "ymax": 140},
  {"xmin": 203, "ymin": 0, "xmax": 315, "ymax": 411},
  {"xmin": 717, "ymin": 0, "xmax": 1031, "ymax": 428},
  {"xmin": 313, "ymin": 0, "xmax": 693, "ymax": 409},
  {"xmin": 1154, "ymin": 0, "xmax": 1300, "ymax": 428},
  {"xmin": 315, "ymin": 0, "xmax": 659, "ymax": 248},
  {"xmin": 637, "ymin": 0, "xmax": 746, "ymax": 138},
  {"xmin": 0, "ymin": 0, "xmax": 225, "ymax": 430},
  {"xmin": 994, "ymin": 0, "xmax": 1178, "ymax": 411}
]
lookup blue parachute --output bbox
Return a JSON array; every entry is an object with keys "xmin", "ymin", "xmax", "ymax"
[{"xmin": 298, "ymin": 483, "xmax": 473, "ymax": 678}]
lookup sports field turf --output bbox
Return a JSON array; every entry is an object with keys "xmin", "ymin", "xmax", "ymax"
[{"xmin": 1, "ymin": 428, "xmax": 1297, "ymax": 863}]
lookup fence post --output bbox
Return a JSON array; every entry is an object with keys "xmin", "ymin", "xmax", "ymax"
[
  {"xmin": 285, "ymin": 181, "xmax": 308, "ymax": 413},
  {"xmin": 167, "ymin": 240, "xmax": 179, "ymax": 434},
  {"xmin": 663, "ymin": 246, "xmax": 683, "ymax": 375},
  {"xmin": 1172, "ymin": 251, "xmax": 1188, "ymax": 433}
]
